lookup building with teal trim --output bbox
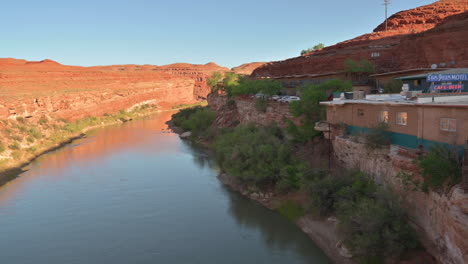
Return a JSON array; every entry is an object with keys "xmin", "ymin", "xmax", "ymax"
[{"xmin": 321, "ymin": 93, "xmax": 468, "ymax": 156}]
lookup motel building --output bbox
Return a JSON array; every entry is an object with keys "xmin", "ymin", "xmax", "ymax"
[{"xmin": 319, "ymin": 70, "xmax": 468, "ymax": 155}]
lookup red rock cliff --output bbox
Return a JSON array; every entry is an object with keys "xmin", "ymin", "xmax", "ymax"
[
  {"xmin": 252, "ymin": 0, "xmax": 468, "ymax": 77},
  {"xmin": 0, "ymin": 59, "xmax": 228, "ymax": 120}
]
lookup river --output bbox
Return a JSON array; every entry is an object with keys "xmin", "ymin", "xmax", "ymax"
[{"xmin": 0, "ymin": 112, "xmax": 330, "ymax": 264}]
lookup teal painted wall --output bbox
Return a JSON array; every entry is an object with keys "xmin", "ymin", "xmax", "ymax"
[{"xmin": 346, "ymin": 125, "xmax": 465, "ymax": 156}]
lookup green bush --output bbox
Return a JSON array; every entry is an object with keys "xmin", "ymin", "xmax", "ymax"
[
  {"xmin": 306, "ymin": 170, "xmax": 418, "ymax": 262},
  {"xmin": 384, "ymin": 79, "xmax": 403, "ymax": 93},
  {"xmin": 277, "ymin": 164, "xmax": 307, "ymax": 191},
  {"xmin": 29, "ymin": 127, "xmax": 42, "ymax": 139},
  {"xmin": 307, "ymin": 171, "xmax": 378, "ymax": 216},
  {"xmin": 417, "ymin": 144, "xmax": 462, "ymax": 191},
  {"xmin": 364, "ymin": 122, "xmax": 391, "ymax": 150},
  {"xmin": 344, "ymin": 58, "xmax": 375, "ymax": 73},
  {"xmin": 278, "ymin": 200, "xmax": 305, "ymax": 222},
  {"xmin": 255, "ymin": 97, "xmax": 268, "ymax": 112},
  {"xmin": 300, "ymin": 43, "xmax": 325, "ymax": 55},
  {"xmin": 207, "ymin": 72, "xmax": 223, "ymax": 92},
  {"xmin": 287, "ymin": 79, "xmax": 351, "ymax": 143},
  {"xmin": 307, "ymin": 174, "xmax": 353, "ymax": 216},
  {"xmin": 38, "ymin": 117, "xmax": 49, "ymax": 125},
  {"xmin": 226, "ymin": 77, "xmax": 282, "ymax": 97},
  {"xmin": 336, "ymin": 197, "xmax": 419, "ymax": 263},
  {"xmin": 172, "ymin": 106, "xmax": 216, "ymax": 136},
  {"xmin": 8, "ymin": 141, "xmax": 21, "ymax": 150},
  {"xmin": 215, "ymin": 124, "xmax": 304, "ymax": 185}
]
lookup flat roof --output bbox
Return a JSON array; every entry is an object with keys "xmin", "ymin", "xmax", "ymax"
[
  {"xmin": 396, "ymin": 68, "xmax": 468, "ymax": 80},
  {"xmin": 369, "ymin": 68, "xmax": 446, "ymax": 77},
  {"xmin": 321, "ymin": 94, "xmax": 468, "ymax": 108}
]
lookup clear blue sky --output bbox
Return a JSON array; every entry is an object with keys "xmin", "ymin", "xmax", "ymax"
[{"xmin": 1, "ymin": 0, "xmax": 434, "ymax": 68}]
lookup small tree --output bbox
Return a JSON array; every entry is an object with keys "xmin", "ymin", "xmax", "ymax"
[
  {"xmin": 207, "ymin": 72, "xmax": 223, "ymax": 92},
  {"xmin": 417, "ymin": 144, "xmax": 462, "ymax": 191},
  {"xmin": 301, "ymin": 43, "xmax": 326, "ymax": 55},
  {"xmin": 384, "ymin": 79, "xmax": 403, "ymax": 93},
  {"xmin": 313, "ymin": 43, "xmax": 325, "ymax": 50}
]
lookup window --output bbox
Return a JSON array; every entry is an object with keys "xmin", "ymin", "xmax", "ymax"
[
  {"xmin": 371, "ymin": 52, "xmax": 380, "ymax": 58},
  {"xmin": 378, "ymin": 111, "xmax": 389, "ymax": 123},
  {"xmin": 396, "ymin": 112, "xmax": 407, "ymax": 125},
  {"xmin": 440, "ymin": 118, "xmax": 457, "ymax": 132}
]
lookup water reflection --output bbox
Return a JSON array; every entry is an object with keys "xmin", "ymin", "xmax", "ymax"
[
  {"xmin": 0, "ymin": 111, "xmax": 330, "ymax": 264},
  {"xmin": 223, "ymin": 186, "xmax": 331, "ymax": 263}
]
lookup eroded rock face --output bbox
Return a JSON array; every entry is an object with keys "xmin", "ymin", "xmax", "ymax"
[
  {"xmin": 207, "ymin": 94, "xmax": 300, "ymax": 128},
  {"xmin": 0, "ymin": 59, "xmax": 229, "ymax": 120},
  {"xmin": 231, "ymin": 62, "xmax": 267, "ymax": 75},
  {"xmin": 332, "ymin": 136, "xmax": 468, "ymax": 264},
  {"xmin": 252, "ymin": 0, "xmax": 468, "ymax": 77}
]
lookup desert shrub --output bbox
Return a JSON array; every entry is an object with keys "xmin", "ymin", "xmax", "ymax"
[
  {"xmin": 215, "ymin": 124, "xmax": 305, "ymax": 185},
  {"xmin": 225, "ymin": 77, "xmax": 282, "ymax": 97},
  {"xmin": 11, "ymin": 151, "xmax": 22, "ymax": 160},
  {"xmin": 8, "ymin": 141, "xmax": 21, "ymax": 150},
  {"xmin": 300, "ymin": 43, "xmax": 325, "ymax": 55},
  {"xmin": 255, "ymin": 97, "xmax": 268, "ymax": 112},
  {"xmin": 364, "ymin": 122, "xmax": 391, "ymax": 150},
  {"xmin": 16, "ymin": 117, "xmax": 26, "ymax": 123},
  {"xmin": 278, "ymin": 200, "xmax": 305, "ymax": 222},
  {"xmin": 417, "ymin": 144, "xmax": 462, "ymax": 191},
  {"xmin": 172, "ymin": 106, "xmax": 216, "ymax": 136},
  {"xmin": 10, "ymin": 135, "xmax": 22, "ymax": 142},
  {"xmin": 26, "ymin": 146, "xmax": 37, "ymax": 153},
  {"xmin": 29, "ymin": 127, "xmax": 42, "ymax": 139},
  {"xmin": 384, "ymin": 79, "xmax": 403, "ymax": 93},
  {"xmin": 344, "ymin": 58, "xmax": 375, "ymax": 73},
  {"xmin": 38, "ymin": 117, "xmax": 49, "ymax": 125},
  {"xmin": 336, "ymin": 196, "xmax": 419, "ymax": 263},
  {"xmin": 0, "ymin": 142, "xmax": 5, "ymax": 153},
  {"xmin": 18, "ymin": 126, "xmax": 28, "ymax": 132},
  {"xmin": 27, "ymin": 136, "xmax": 35, "ymax": 143}
]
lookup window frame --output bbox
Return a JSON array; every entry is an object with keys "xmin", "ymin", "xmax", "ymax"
[
  {"xmin": 440, "ymin": 118, "xmax": 457, "ymax": 132},
  {"xmin": 378, "ymin": 110, "xmax": 389, "ymax": 123},
  {"xmin": 396, "ymin": 112, "xmax": 408, "ymax": 126}
]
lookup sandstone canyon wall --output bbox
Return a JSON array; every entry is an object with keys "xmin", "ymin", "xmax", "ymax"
[
  {"xmin": 252, "ymin": 0, "xmax": 468, "ymax": 78},
  {"xmin": 0, "ymin": 59, "xmax": 229, "ymax": 121},
  {"xmin": 332, "ymin": 136, "xmax": 468, "ymax": 264}
]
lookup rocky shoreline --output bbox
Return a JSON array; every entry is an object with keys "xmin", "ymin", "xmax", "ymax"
[{"xmin": 0, "ymin": 108, "xmax": 164, "ymax": 187}]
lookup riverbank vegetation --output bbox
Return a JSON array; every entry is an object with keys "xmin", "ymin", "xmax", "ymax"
[
  {"xmin": 287, "ymin": 79, "xmax": 352, "ymax": 143},
  {"xmin": 0, "ymin": 104, "xmax": 159, "ymax": 174},
  {"xmin": 171, "ymin": 98, "xmax": 421, "ymax": 263}
]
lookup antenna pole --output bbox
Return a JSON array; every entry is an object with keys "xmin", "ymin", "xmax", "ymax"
[{"xmin": 384, "ymin": 0, "xmax": 390, "ymax": 31}]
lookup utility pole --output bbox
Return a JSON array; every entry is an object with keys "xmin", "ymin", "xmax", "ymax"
[{"xmin": 383, "ymin": 0, "xmax": 390, "ymax": 31}]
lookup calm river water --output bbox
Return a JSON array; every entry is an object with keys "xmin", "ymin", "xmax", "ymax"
[{"xmin": 0, "ymin": 112, "xmax": 330, "ymax": 264}]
